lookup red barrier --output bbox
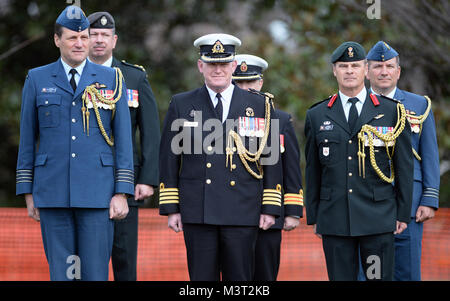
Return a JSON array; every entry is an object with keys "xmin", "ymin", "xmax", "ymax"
[{"xmin": 0, "ymin": 208, "xmax": 448, "ymax": 281}]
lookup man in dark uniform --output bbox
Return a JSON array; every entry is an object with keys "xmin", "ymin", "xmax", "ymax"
[
  {"xmin": 304, "ymin": 41, "xmax": 413, "ymax": 280},
  {"xmin": 16, "ymin": 6, "xmax": 134, "ymax": 280},
  {"xmin": 87, "ymin": 11, "xmax": 160, "ymax": 281},
  {"xmin": 158, "ymin": 33, "xmax": 283, "ymax": 281},
  {"xmin": 366, "ymin": 41, "xmax": 440, "ymax": 280},
  {"xmin": 232, "ymin": 54, "xmax": 303, "ymax": 281}
]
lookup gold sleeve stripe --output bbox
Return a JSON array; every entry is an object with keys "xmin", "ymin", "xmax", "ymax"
[
  {"xmin": 262, "ymin": 197, "xmax": 282, "ymax": 203},
  {"xmin": 159, "ymin": 196, "xmax": 179, "ymax": 201},
  {"xmin": 160, "ymin": 188, "xmax": 179, "ymax": 192},
  {"xmin": 263, "ymin": 192, "xmax": 282, "ymax": 198},
  {"xmin": 159, "ymin": 200, "xmax": 179, "ymax": 205},
  {"xmin": 262, "ymin": 201, "xmax": 282, "ymax": 206},
  {"xmin": 263, "ymin": 189, "xmax": 281, "ymax": 194}
]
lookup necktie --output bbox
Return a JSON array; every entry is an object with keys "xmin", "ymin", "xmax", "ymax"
[
  {"xmin": 69, "ymin": 69, "xmax": 77, "ymax": 92},
  {"xmin": 215, "ymin": 93, "xmax": 223, "ymax": 122},
  {"xmin": 347, "ymin": 97, "xmax": 359, "ymax": 131}
]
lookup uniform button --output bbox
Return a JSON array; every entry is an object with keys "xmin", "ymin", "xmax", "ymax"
[
  {"xmin": 349, "ymin": 189, "xmax": 353, "ymax": 193},
  {"xmin": 72, "ymin": 136, "xmax": 76, "ymax": 140},
  {"xmin": 72, "ymin": 102, "xmax": 76, "ymax": 106},
  {"xmin": 206, "ymin": 163, "xmax": 212, "ymax": 168},
  {"xmin": 230, "ymin": 181, "xmax": 235, "ymax": 186},
  {"xmin": 324, "ymin": 139, "xmax": 328, "ymax": 143},
  {"xmin": 348, "ymin": 140, "xmax": 352, "ymax": 144},
  {"xmin": 45, "ymin": 100, "xmax": 49, "ymax": 105},
  {"xmin": 231, "ymin": 164, "xmax": 236, "ymax": 170},
  {"xmin": 207, "ymin": 146, "xmax": 213, "ymax": 151},
  {"xmin": 348, "ymin": 156, "xmax": 352, "ymax": 160},
  {"xmin": 71, "ymin": 153, "xmax": 76, "ymax": 158},
  {"xmin": 72, "ymin": 118, "xmax": 76, "ymax": 123},
  {"xmin": 348, "ymin": 172, "xmax": 353, "ymax": 177},
  {"xmin": 206, "ymin": 179, "xmax": 211, "ymax": 184}
]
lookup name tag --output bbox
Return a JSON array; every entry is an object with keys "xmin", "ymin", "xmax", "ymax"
[{"xmin": 183, "ymin": 121, "xmax": 198, "ymax": 127}]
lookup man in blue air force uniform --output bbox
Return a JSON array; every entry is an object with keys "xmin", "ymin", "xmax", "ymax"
[
  {"xmin": 15, "ymin": 6, "xmax": 134, "ymax": 280},
  {"xmin": 232, "ymin": 54, "xmax": 303, "ymax": 281},
  {"xmin": 158, "ymin": 34, "xmax": 283, "ymax": 280},
  {"xmin": 365, "ymin": 41, "xmax": 440, "ymax": 281}
]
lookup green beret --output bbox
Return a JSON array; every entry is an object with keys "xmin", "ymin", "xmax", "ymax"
[
  {"xmin": 87, "ymin": 11, "xmax": 115, "ymax": 29},
  {"xmin": 331, "ymin": 41, "xmax": 366, "ymax": 63}
]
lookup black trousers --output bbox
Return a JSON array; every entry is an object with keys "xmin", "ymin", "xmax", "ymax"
[
  {"xmin": 183, "ymin": 223, "xmax": 259, "ymax": 281},
  {"xmin": 111, "ymin": 206, "xmax": 139, "ymax": 281},
  {"xmin": 322, "ymin": 232, "xmax": 394, "ymax": 281},
  {"xmin": 254, "ymin": 228, "xmax": 282, "ymax": 281}
]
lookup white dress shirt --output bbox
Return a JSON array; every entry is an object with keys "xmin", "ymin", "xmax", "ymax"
[
  {"xmin": 339, "ymin": 87, "xmax": 367, "ymax": 121},
  {"xmin": 206, "ymin": 83, "xmax": 234, "ymax": 122}
]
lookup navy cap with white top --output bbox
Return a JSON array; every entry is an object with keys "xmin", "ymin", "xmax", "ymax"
[{"xmin": 194, "ymin": 33, "xmax": 241, "ymax": 63}]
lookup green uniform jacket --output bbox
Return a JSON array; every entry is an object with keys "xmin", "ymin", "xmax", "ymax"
[
  {"xmin": 304, "ymin": 91, "xmax": 413, "ymax": 236},
  {"xmin": 112, "ymin": 58, "xmax": 160, "ymax": 206}
]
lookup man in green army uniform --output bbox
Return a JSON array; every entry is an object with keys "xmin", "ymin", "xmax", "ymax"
[
  {"xmin": 304, "ymin": 41, "xmax": 413, "ymax": 280},
  {"xmin": 88, "ymin": 11, "xmax": 160, "ymax": 281}
]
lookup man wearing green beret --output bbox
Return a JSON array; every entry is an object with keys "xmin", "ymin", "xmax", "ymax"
[
  {"xmin": 88, "ymin": 11, "xmax": 160, "ymax": 281},
  {"xmin": 304, "ymin": 41, "xmax": 413, "ymax": 280}
]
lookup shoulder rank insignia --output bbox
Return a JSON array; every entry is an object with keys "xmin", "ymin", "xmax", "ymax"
[
  {"xmin": 369, "ymin": 93, "xmax": 380, "ymax": 106},
  {"xmin": 327, "ymin": 94, "xmax": 338, "ymax": 108}
]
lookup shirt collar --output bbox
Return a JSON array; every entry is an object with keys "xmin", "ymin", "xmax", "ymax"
[
  {"xmin": 101, "ymin": 56, "xmax": 114, "ymax": 68},
  {"xmin": 339, "ymin": 87, "xmax": 367, "ymax": 105},
  {"xmin": 205, "ymin": 83, "xmax": 234, "ymax": 104},
  {"xmin": 60, "ymin": 57, "xmax": 86, "ymax": 77}
]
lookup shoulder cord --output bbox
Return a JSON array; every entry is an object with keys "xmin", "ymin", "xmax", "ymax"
[
  {"xmin": 226, "ymin": 96, "xmax": 271, "ymax": 179},
  {"xmin": 357, "ymin": 102, "xmax": 406, "ymax": 183},
  {"xmin": 407, "ymin": 96, "xmax": 432, "ymax": 161},
  {"xmin": 81, "ymin": 67, "xmax": 124, "ymax": 146}
]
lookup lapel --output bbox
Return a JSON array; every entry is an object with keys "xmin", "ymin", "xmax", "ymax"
[
  {"xmin": 351, "ymin": 90, "xmax": 383, "ymax": 137},
  {"xmin": 325, "ymin": 94, "xmax": 351, "ymax": 135},
  {"xmin": 51, "ymin": 59, "xmax": 73, "ymax": 95},
  {"xmin": 189, "ymin": 85, "xmax": 217, "ymax": 122},
  {"xmin": 74, "ymin": 60, "xmax": 97, "ymax": 99}
]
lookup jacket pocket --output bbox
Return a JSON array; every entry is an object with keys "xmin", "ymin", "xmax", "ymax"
[
  {"xmin": 100, "ymin": 152, "xmax": 114, "ymax": 166},
  {"xmin": 316, "ymin": 131, "xmax": 341, "ymax": 165},
  {"xmin": 320, "ymin": 187, "xmax": 331, "ymax": 200},
  {"xmin": 36, "ymin": 95, "xmax": 61, "ymax": 128},
  {"xmin": 373, "ymin": 185, "xmax": 396, "ymax": 202},
  {"xmin": 34, "ymin": 153, "xmax": 48, "ymax": 167}
]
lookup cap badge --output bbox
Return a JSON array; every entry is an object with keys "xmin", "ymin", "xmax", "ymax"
[
  {"xmin": 348, "ymin": 46, "xmax": 354, "ymax": 58},
  {"xmin": 240, "ymin": 61, "xmax": 248, "ymax": 72},
  {"xmin": 212, "ymin": 40, "xmax": 225, "ymax": 53},
  {"xmin": 100, "ymin": 16, "xmax": 108, "ymax": 26},
  {"xmin": 245, "ymin": 107, "xmax": 254, "ymax": 117}
]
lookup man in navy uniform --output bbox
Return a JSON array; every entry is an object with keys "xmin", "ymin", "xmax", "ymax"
[
  {"xmin": 15, "ymin": 5, "xmax": 134, "ymax": 281},
  {"xmin": 304, "ymin": 41, "xmax": 413, "ymax": 280},
  {"xmin": 158, "ymin": 33, "xmax": 283, "ymax": 281},
  {"xmin": 232, "ymin": 54, "xmax": 303, "ymax": 280},
  {"xmin": 366, "ymin": 41, "xmax": 440, "ymax": 280},
  {"xmin": 88, "ymin": 11, "xmax": 160, "ymax": 281}
]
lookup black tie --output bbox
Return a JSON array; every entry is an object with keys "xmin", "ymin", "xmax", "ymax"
[
  {"xmin": 348, "ymin": 97, "xmax": 359, "ymax": 131},
  {"xmin": 215, "ymin": 93, "xmax": 223, "ymax": 122},
  {"xmin": 69, "ymin": 69, "xmax": 77, "ymax": 92}
]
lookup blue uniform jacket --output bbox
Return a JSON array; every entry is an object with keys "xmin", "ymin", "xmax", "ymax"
[
  {"xmin": 394, "ymin": 88, "xmax": 440, "ymax": 216},
  {"xmin": 16, "ymin": 59, "xmax": 134, "ymax": 208}
]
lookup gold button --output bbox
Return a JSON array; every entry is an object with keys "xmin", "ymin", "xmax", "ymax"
[
  {"xmin": 230, "ymin": 181, "xmax": 235, "ymax": 186},
  {"xmin": 348, "ymin": 172, "xmax": 352, "ymax": 177},
  {"xmin": 206, "ymin": 179, "xmax": 211, "ymax": 184},
  {"xmin": 232, "ymin": 147, "xmax": 237, "ymax": 152},
  {"xmin": 324, "ymin": 139, "xmax": 328, "ymax": 143},
  {"xmin": 231, "ymin": 164, "xmax": 236, "ymax": 170},
  {"xmin": 207, "ymin": 146, "xmax": 213, "ymax": 151},
  {"xmin": 206, "ymin": 163, "xmax": 212, "ymax": 168},
  {"xmin": 348, "ymin": 156, "xmax": 352, "ymax": 160},
  {"xmin": 348, "ymin": 140, "xmax": 352, "ymax": 144},
  {"xmin": 349, "ymin": 189, "xmax": 353, "ymax": 193}
]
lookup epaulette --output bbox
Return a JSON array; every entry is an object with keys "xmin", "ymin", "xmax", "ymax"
[
  {"xmin": 376, "ymin": 93, "xmax": 400, "ymax": 104},
  {"xmin": 308, "ymin": 95, "xmax": 332, "ymax": 110},
  {"xmin": 121, "ymin": 60, "xmax": 147, "ymax": 73},
  {"xmin": 248, "ymin": 88, "xmax": 274, "ymax": 99}
]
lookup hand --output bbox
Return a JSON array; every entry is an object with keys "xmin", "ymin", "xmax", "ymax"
[
  {"xmin": 415, "ymin": 206, "xmax": 436, "ymax": 223},
  {"xmin": 25, "ymin": 194, "xmax": 40, "ymax": 222},
  {"xmin": 109, "ymin": 193, "xmax": 129, "ymax": 220},
  {"xmin": 259, "ymin": 214, "xmax": 275, "ymax": 230},
  {"xmin": 394, "ymin": 221, "xmax": 408, "ymax": 235},
  {"xmin": 134, "ymin": 184, "xmax": 154, "ymax": 201},
  {"xmin": 283, "ymin": 216, "xmax": 300, "ymax": 231},
  {"xmin": 313, "ymin": 224, "xmax": 322, "ymax": 239},
  {"xmin": 168, "ymin": 213, "xmax": 183, "ymax": 233}
]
